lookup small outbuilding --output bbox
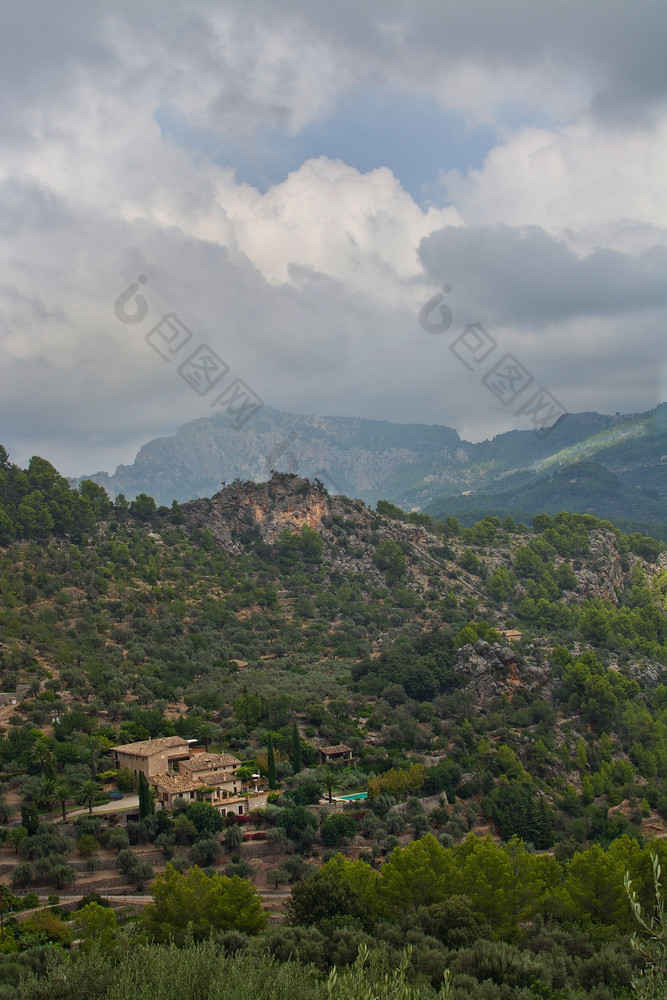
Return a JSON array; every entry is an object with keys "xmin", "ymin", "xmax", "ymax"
[{"xmin": 318, "ymin": 743, "xmax": 353, "ymax": 765}]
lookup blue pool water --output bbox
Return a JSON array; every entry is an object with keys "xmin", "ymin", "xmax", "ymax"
[{"xmin": 336, "ymin": 792, "xmax": 368, "ymax": 801}]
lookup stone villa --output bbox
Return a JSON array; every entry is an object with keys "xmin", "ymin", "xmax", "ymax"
[{"xmin": 111, "ymin": 737, "xmax": 270, "ymax": 816}]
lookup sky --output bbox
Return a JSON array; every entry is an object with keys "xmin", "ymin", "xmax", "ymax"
[{"xmin": 1, "ymin": 0, "xmax": 666, "ymax": 476}]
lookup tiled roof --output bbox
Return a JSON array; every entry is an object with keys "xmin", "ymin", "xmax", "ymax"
[
  {"xmin": 150, "ymin": 771, "xmax": 238, "ymax": 795},
  {"xmin": 320, "ymin": 744, "xmax": 353, "ymax": 755},
  {"xmin": 180, "ymin": 753, "xmax": 241, "ymax": 773},
  {"xmin": 111, "ymin": 736, "xmax": 192, "ymax": 757}
]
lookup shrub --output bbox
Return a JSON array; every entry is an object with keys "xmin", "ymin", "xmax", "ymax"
[
  {"xmin": 321, "ymin": 814, "xmax": 357, "ymax": 848},
  {"xmin": 115, "ymin": 768, "xmax": 136, "ymax": 794},
  {"xmin": 105, "ymin": 827, "xmax": 130, "ymax": 853},
  {"xmin": 190, "ymin": 837, "xmax": 222, "ymax": 867},
  {"xmin": 185, "ymin": 803, "xmax": 224, "ymax": 835}
]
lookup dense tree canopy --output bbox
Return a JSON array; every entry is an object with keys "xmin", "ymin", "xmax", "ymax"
[{"xmin": 143, "ymin": 864, "xmax": 267, "ymax": 943}]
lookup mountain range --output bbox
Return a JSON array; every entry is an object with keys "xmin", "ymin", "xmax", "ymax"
[{"xmin": 78, "ymin": 402, "xmax": 667, "ymax": 535}]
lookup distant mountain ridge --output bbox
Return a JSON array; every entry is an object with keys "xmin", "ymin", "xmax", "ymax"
[{"xmin": 78, "ymin": 402, "xmax": 667, "ymax": 533}]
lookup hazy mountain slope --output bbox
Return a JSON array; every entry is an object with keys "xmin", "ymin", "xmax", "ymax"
[
  {"xmin": 79, "ymin": 408, "xmax": 466, "ymax": 506},
  {"xmin": 78, "ymin": 403, "xmax": 666, "ymax": 529},
  {"xmin": 426, "ymin": 459, "xmax": 666, "ymax": 530}
]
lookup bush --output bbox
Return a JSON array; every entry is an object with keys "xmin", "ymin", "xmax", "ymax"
[
  {"xmin": 105, "ymin": 827, "xmax": 130, "ymax": 853},
  {"xmin": 190, "ymin": 837, "xmax": 222, "ymax": 867},
  {"xmin": 452, "ymin": 939, "xmax": 546, "ymax": 989},
  {"xmin": 155, "ymin": 832, "xmax": 176, "ymax": 859},
  {"xmin": 223, "ymin": 858, "xmax": 255, "ymax": 880},
  {"xmin": 115, "ymin": 768, "xmax": 136, "ymax": 794},
  {"xmin": 142, "ymin": 866, "xmax": 266, "ymax": 944},
  {"xmin": 186, "ymin": 803, "xmax": 224, "ymax": 834},
  {"xmin": 74, "ymin": 891, "xmax": 111, "ymax": 910},
  {"xmin": 77, "ymin": 834, "xmax": 99, "ymax": 857},
  {"xmin": 265, "ymin": 925, "xmax": 326, "ymax": 968},
  {"xmin": 11, "ymin": 863, "xmax": 34, "ymax": 890},
  {"xmin": 321, "ymin": 814, "xmax": 357, "ymax": 848},
  {"xmin": 126, "ymin": 818, "xmax": 159, "ymax": 845},
  {"xmin": 267, "ymin": 868, "xmax": 290, "ymax": 887}
]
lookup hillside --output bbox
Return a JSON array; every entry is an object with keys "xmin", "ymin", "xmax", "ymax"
[
  {"xmin": 425, "ymin": 459, "xmax": 667, "ymax": 536},
  {"xmin": 2, "ymin": 455, "xmax": 667, "ymax": 997},
  {"xmin": 77, "ymin": 403, "xmax": 667, "ymax": 536},
  {"xmin": 1, "ymin": 458, "xmax": 666, "ymax": 819}
]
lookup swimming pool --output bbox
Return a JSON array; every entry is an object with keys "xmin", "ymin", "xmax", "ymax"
[{"xmin": 335, "ymin": 792, "xmax": 368, "ymax": 801}]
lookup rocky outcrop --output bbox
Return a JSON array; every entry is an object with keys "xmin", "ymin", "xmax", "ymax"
[
  {"xmin": 185, "ymin": 474, "xmax": 374, "ymax": 554},
  {"xmin": 571, "ymin": 529, "xmax": 628, "ymax": 604},
  {"xmin": 454, "ymin": 640, "xmax": 556, "ymax": 703}
]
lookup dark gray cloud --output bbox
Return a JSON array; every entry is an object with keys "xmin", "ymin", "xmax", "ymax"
[
  {"xmin": 418, "ymin": 225, "xmax": 667, "ymax": 327},
  {"xmin": 2, "ymin": 1, "xmax": 665, "ymax": 134}
]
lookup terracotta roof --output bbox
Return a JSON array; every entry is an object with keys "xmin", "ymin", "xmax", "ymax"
[
  {"xmin": 150, "ymin": 771, "xmax": 239, "ymax": 795},
  {"xmin": 320, "ymin": 744, "xmax": 353, "ymax": 755},
  {"xmin": 111, "ymin": 736, "xmax": 192, "ymax": 757},
  {"xmin": 180, "ymin": 752, "xmax": 241, "ymax": 774}
]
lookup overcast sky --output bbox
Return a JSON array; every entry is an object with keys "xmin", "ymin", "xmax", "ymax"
[{"xmin": 1, "ymin": 0, "xmax": 666, "ymax": 476}]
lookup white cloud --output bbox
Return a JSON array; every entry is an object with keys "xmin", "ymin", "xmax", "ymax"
[
  {"xmin": 215, "ymin": 157, "xmax": 460, "ymax": 296},
  {"xmin": 441, "ymin": 117, "xmax": 667, "ymax": 254}
]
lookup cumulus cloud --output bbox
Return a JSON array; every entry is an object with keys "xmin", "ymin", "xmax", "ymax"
[{"xmin": 440, "ymin": 119, "xmax": 667, "ymax": 252}]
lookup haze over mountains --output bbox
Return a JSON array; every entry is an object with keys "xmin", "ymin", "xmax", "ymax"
[{"xmin": 79, "ymin": 403, "xmax": 667, "ymax": 533}]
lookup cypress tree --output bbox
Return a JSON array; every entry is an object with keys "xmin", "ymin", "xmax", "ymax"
[
  {"xmin": 290, "ymin": 722, "xmax": 302, "ymax": 774},
  {"xmin": 138, "ymin": 771, "xmax": 154, "ymax": 818},
  {"xmin": 267, "ymin": 734, "xmax": 277, "ymax": 790}
]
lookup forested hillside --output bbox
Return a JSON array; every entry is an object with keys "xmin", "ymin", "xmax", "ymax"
[{"xmin": 1, "ymin": 448, "xmax": 667, "ymax": 998}]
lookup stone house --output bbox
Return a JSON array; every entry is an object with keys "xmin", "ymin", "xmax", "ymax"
[
  {"xmin": 150, "ymin": 752, "xmax": 268, "ymax": 815},
  {"xmin": 318, "ymin": 743, "xmax": 353, "ymax": 765},
  {"xmin": 110, "ymin": 736, "xmax": 195, "ymax": 778},
  {"xmin": 111, "ymin": 737, "xmax": 269, "ymax": 815}
]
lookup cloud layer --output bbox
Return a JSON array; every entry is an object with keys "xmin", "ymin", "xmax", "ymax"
[{"xmin": 0, "ymin": 0, "xmax": 665, "ymax": 474}]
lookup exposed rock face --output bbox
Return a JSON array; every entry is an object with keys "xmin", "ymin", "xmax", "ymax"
[
  {"xmin": 186, "ymin": 474, "xmax": 374, "ymax": 553},
  {"xmin": 78, "ymin": 407, "xmax": 464, "ymax": 508},
  {"xmin": 572, "ymin": 529, "xmax": 628, "ymax": 604},
  {"xmin": 184, "ymin": 476, "xmax": 666, "ymax": 615},
  {"xmin": 181, "ymin": 474, "xmax": 667, "ymax": 702},
  {"xmin": 184, "ymin": 473, "xmax": 419, "ymax": 587},
  {"xmin": 454, "ymin": 641, "xmax": 556, "ymax": 703}
]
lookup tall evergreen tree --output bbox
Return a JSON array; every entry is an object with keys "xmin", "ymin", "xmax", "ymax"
[
  {"xmin": 290, "ymin": 722, "xmax": 302, "ymax": 774},
  {"xmin": 138, "ymin": 771, "xmax": 154, "ymax": 819},
  {"xmin": 267, "ymin": 734, "xmax": 277, "ymax": 790}
]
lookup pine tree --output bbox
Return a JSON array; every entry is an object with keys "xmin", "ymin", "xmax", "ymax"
[
  {"xmin": 290, "ymin": 722, "xmax": 302, "ymax": 774},
  {"xmin": 138, "ymin": 771, "xmax": 154, "ymax": 819},
  {"xmin": 267, "ymin": 735, "xmax": 277, "ymax": 790}
]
